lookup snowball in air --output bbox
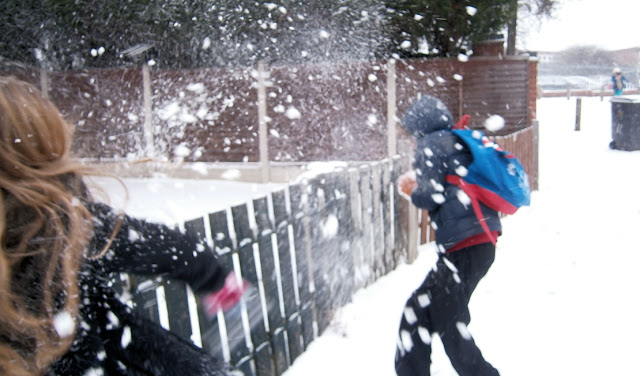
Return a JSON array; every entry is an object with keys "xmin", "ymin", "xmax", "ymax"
[
  {"xmin": 455, "ymin": 166, "xmax": 468, "ymax": 177},
  {"xmin": 221, "ymin": 169, "xmax": 241, "ymax": 180},
  {"xmin": 466, "ymin": 6, "xmax": 478, "ymax": 16},
  {"xmin": 202, "ymin": 37, "xmax": 211, "ymax": 50},
  {"xmin": 431, "ymin": 193, "xmax": 445, "ymax": 204},
  {"xmin": 174, "ymin": 144, "xmax": 191, "ymax": 157},
  {"xmin": 484, "ymin": 115, "xmax": 505, "ymax": 132},
  {"xmin": 285, "ymin": 107, "xmax": 301, "ymax": 120},
  {"xmin": 457, "ymin": 190, "xmax": 471, "ymax": 206},
  {"xmin": 186, "ymin": 83, "xmax": 205, "ymax": 93},
  {"xmin": 53, "ymin": 311, "xmax": 75, "ymax": 338},
  {"xmin": 121, "ymin": 326, "xmax": 132, "ymax": 348},
  {"xmin": 321, "ymin": 215, "xmax": 339, "ymax": 238}
]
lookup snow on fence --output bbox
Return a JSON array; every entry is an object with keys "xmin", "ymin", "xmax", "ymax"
[{"xmin": 115, "ymin": 156, "xmax": 415, "ymax": 376}]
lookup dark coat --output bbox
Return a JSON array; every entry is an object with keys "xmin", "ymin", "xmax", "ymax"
[
  {"xmin": 48, "ymin": 202, "xmax": 230, "ymax": 376},
  {"xmin": 402, "ymin": 96, "xmax": 501, "ymax": 250}
]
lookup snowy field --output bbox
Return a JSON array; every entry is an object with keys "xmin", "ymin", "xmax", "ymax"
[{"xmin": 95, "ymin": 96, "xmax": 640, "ymax": 375}]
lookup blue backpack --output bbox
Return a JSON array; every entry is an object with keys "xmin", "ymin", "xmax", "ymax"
[{"xmin": 446, "ymin": 115, "xmax": 531, "ymax": 243}]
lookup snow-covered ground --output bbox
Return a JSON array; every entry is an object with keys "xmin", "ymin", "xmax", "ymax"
[
  {"xmin": 95, "ymin": 96, "xmax": 640, "ymax": 375},
  {"xmin": 278, "ymin": 96, "xmax": 640, "ymax": 376},
  {"xmin": 87, "ymin": 177, "xmax": 287, "ymax": 227}
]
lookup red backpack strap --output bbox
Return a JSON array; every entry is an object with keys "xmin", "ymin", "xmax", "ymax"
[
  {"xmin": 446, "ymin": 175, "xmax": 497, "ymax": 245},
  {"xmin": 453, "ymin": 114, "xmax": 471, "ymax": 130}
]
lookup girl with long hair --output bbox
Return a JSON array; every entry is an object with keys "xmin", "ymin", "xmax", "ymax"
[{"xmin": 0, "ymin": 76, "xmax": 245, "ymax": 375}]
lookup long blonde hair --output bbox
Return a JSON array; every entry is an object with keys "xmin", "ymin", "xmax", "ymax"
[{"xmin": 0, "ymin": 76, "xmax": 97, "ymax": 375}]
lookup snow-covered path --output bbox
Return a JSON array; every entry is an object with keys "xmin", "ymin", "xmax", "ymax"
[{"xmin": 279, "ymin": 97, "xmax": 640, "ymax": 376}]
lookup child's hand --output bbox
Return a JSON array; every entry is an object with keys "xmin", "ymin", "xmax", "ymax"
[
  {"xmin": 201, "ymin": 272, "xmax": 249, "ymax": 317},
  {"xmin": 398, "ymin": 171, "xmax": 418, "ymax": 199}
]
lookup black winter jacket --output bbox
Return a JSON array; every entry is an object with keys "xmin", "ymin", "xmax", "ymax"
[
  {"xmin": 48, "ymin": 202, "xmax": 230, "ymax": 376},
  {"xmin": 402, "ymin": 95, "xmax": 501, "ymax": 250}
]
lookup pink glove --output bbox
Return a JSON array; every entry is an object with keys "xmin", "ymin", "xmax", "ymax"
[
  {"xmin": 202, "ymin": 272, "xmax": 249, "ymax": 317},
  {"xmin": 398, "ymin": 170, "xmax": 418, "ymax": 200}
]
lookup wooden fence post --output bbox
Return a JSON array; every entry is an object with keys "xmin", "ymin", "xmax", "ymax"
[
  {"xmin": 387, "ymin": 59, "xmax": 397, "ymax": 158},
  {"xmin": 257, "ymin": 61, "xmax": 270, "ymax": 183},
  {"xmin": 142, "ymin": 63, "xmax": 156, "ymax": 157},
  {"xmin": 39, "ymin": 69, "xmax": 49, "ymax": 99},
  {"xmin": 575, "ymin": 98, "xmax": 582, "ymax": 131}
]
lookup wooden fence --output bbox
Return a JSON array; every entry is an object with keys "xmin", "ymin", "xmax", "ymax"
[
  {"xmin": 118, "ymin": 156, "xmax": 415, "ymax": 376},
  {"xmin": 1, "ymin": 54, "xmax": 538, "ymax": 181},
  {"xmin": 114, "ymin": 120, "xmax": 537, "ymax": 376}
]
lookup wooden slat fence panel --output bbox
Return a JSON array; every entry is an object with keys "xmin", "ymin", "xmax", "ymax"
[
  {"xmin": 271, "ymin": 189, "xmax": 304, "ymax": 366},
  {"xmin": 193, "ymin": 213, "xmax": 227, "ymax": 362},
  {"xmin": 122, "ymin": 155, "xmax": 430, "ymax": 376},
  {"xmin": 381, "ymin": 158, "xmax": 395, "ymax": 273},
  {"xmin": 230, "ymin": 203, "xmax": 271, "ymax": 376},
  {"xmin": 122, "ymin": 131, "xmax": 533, "ymax": 373},
  {"xmin": 347, "ymin": 168, "xmax": 366, "ymax": 292},
  {"xmin": 358, "ymin": 164, "xmax": 375, "ymax": 286},
  {"xmin": 370, "ymin": 162, "xmax": 385, "ymax": 279},
  {"xmin": 287, "ymin": 183, "xmax": 316, "ymax": 352}
]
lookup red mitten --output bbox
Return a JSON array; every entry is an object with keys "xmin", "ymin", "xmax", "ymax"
[
  {"xmin": 398, "ymin": 171, "xmax": 418, "ymax": 199},
  {"xmin": 202, "ymin": 272, "xmax": 249, "ymax": 317}
]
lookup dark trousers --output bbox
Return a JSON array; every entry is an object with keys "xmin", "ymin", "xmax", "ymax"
[{"xmin": 395, "ymin": 243, "xmax": 499, "ymax": 376}]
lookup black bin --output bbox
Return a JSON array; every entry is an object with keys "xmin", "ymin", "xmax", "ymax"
[{"xmin": 611, "ymin": 97, "xmax": 640, "ymax": 151}]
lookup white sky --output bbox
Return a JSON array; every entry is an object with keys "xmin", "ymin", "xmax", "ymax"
[{"xmin": 521, "ymin": 0, "xmax": 640, "ymax": 52}]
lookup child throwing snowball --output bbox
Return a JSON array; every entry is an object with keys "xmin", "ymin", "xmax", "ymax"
[
  {"xmin": 395, "ymin": 95, "xmax": 501, "ymax": 376},
  {"xmin": 0, "ymin": 76, "xmax": 247, "ymax": 376}
]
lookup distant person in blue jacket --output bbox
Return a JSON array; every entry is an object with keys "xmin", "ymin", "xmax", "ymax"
[
  {"xmin": 612, "ymin": 68, "xmax": 628, "ymax": 96},
  {"xmin": 395, "ymin": 95, "xmax": 501, "ymax": 376}
]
